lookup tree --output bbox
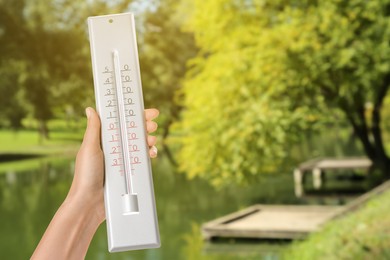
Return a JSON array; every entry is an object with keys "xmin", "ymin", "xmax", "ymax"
[
  {"xmin": 139, "ymin": 0, "xmax": 197, "ymax": 165},
  {"xmin": 0, "ymin": 0, "xmax": 132, "ymax": 137},
  {"xmin": 172, "ymin": 0, "xmax": 390, "ymax": 186},
  {"xmin": 0, "ymin": 0, "xmax": 82, "ymax": 137},
  {"xmin": 0, "ymin": 60, "xmax": 27, "ymax": 129}
]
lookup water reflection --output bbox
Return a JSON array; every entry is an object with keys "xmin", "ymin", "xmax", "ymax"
[
  {"xmin": 0, "ymin": 158, "xmax": 74, "ymax": 259},
  {"xmin": 0, "ymin": 156, "xmax": 297, "ymax": 259}
]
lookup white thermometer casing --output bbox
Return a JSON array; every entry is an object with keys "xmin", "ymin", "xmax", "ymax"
[{"xmin": 88, "ymin": 12, "xmax": 160, "ymax": 252}]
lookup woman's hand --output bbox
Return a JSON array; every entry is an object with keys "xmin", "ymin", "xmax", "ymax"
[
  {"xmin": 31, "ymin": 107, "xmax": 159, "ymax": 259},
  {"xmin": 67, "ymin": 107, "xmax": 160, "ymax": 224}
]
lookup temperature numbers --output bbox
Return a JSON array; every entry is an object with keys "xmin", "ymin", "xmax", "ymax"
[{"xmin": 103, "ymin": 64, "xmax": 141, "ymax": 175}]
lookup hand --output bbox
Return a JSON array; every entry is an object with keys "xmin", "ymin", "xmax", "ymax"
[
  {"xmin": 32, "ymin": 107, "xmax": 159, "ymax": 259},
  {"xmin": 66, "ymin": 107, "xmax": 159, "ymax": 225}
]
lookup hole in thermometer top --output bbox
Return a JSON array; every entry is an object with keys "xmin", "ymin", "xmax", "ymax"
[{"xmin": 88, "ymin": 12, "xmax": 160, "ymax": 251}]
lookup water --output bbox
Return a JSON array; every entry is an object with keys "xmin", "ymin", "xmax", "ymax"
[{"xmin": 0, "ymin": 156, "xmax": 299, "ymax": 259}]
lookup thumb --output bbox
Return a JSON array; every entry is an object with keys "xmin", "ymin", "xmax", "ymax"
[{"xmin": 82, "ymin": 107, "xmax": 102, "ymax": 149}]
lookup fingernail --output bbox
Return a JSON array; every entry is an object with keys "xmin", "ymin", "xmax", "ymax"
[
  {"xmin": 150, "ymin": 146, "xmax": 158, "ymax": 158},
  {"xmin": 86, "ymin": 108, "xmax": 91, "ymax": 119}
]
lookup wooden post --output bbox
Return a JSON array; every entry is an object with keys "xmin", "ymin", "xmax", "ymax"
[
  {"xmin": 313, "ymin": 168, "xmax": 322, "ymax": 189},
  {"xmin": 294, "ymin": 169, "xmax": 304, "ymax": 197}
]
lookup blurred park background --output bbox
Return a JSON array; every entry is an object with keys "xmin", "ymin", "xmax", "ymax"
[{"xmin": 1, "ymin": 0, "xmax": 390, "ymax": 259}]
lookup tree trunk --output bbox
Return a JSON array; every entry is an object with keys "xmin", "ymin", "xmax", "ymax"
[
  {"xmin": 344, "ymin": 102, "xmax": 390, "ymax": 179},
  {"xmin": 371, "ymin": 76, "xmax": 390, "ymax": 178},
  {"xmin": 345, "ymin": 110, "xmax": 376, "ymax": 160},
  {"xmin": 349, "ymin": 122, "xmax": 390, "ymax": 178},
  {"xmin": 38, "ymin": 119, "xmax": 50, "ymax": 141},
  {"xmin": 371, "ymin": 105, "xmax": 390, "ymax": 176},
  {"xmin": 161, "ymin": 117, "xmax": 178, "ymax": 167}
]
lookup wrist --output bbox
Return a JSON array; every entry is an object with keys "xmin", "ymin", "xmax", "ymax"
[{"xmin": 63, "ymin": 193, "xmax": 105, "ymax": 227}]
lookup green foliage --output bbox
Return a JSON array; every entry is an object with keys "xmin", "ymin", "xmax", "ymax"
[
  {"xmin": 284, "ymin": 189, "xmax": 390, "ymax": 259},
  {"xmin": 0, "ymin": 0, "xmax": 133, "ymax": 135},
  {"xmin": 140, "ymin": 0, "xmax": 197, "ymax": 111},
  {"xmin": 172, "ymin": 0, "xmax": 390, "ymax": 186},
  {"xmin": 0, "ymin": 60, "xmax": 27, "ymax": 128},
  {"xmin": 0, "ymin": 0, "xmax": 197, "ymax": 144},
  {"xmin": 0, "ymin": 0, "xmax": 88, "ymax": 122},
  {"xmin": 138, "ymin": 0, "xmax": 197, "ymax": 164}
]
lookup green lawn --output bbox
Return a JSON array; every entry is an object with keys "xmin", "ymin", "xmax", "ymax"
[
  {"xmin": 0, "ymin": 129, "xmax": 83, "ymax": 154},
  {"xmin": 0, "ymin": 118, "xmax": 86, "ymax": 155},
  {"xmin": 283, "ymin": 187, "xmax": 390, "ymax": 260},
  {"xmin": 0, "ymin": 119, "xmax": 85, "ymax": 174}
]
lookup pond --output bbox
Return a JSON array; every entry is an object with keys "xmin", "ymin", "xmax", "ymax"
[{"xmin": 0, "ymin": 154, "xmax": 307, "ymax": 259}]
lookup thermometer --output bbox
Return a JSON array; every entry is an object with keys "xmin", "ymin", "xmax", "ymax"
[{"xmin": 88, "ymin": 13, "xmax": 160, "ymax": 252}]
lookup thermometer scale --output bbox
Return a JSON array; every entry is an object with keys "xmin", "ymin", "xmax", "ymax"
[{"xmin": 88, "ymin": 13, "xmax": 160, "ymax": 252}]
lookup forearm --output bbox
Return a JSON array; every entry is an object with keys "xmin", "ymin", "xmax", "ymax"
[{"xmin": 31, "ymin": 196, "xmax": 102, "ymax": 260}]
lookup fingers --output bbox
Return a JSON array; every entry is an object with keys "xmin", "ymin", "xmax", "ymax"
[
  {"xmin": 81, "ymin": 107, "xmax": 157, "ymax": 163},
  {"xmin": 146, "ymin": 120, "xmax": 158, "ymax": 133},
  {"xmin": 145, "ymin": 108, "xmax": 159, "ymax": 121},
  {"xmin": 145, "ymin": 108, "xmax": 159, "ymax": 159},
  {"xmin": 82, "ymin": 107, "xmax": 101, "ymax": 149},
  {"xmin": 147, "ymin": 135, "xmax": 157, "ymax": 147}
]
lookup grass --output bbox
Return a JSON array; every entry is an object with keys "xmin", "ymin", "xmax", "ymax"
[
  {"xmin": 0, "ymin": 129, "xmax": 83, "ymax": 155},
  {"xmin": 0, "ymin": 118, "xmax": 86, "ymax": 174},
  {"xmin": 283, "ymin": 187, "xmax": 390, "ymax": 260},
  {"xmin": 0, "ymin": 118, "xmax": 85, "ymax": 155}
]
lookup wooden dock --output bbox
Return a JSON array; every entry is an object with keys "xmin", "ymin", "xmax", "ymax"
[
  {"xmin": 202, "ymin": 180, "xmax": 390, "ymax": 241},
  {"xmin": 293, "ymin": 157, "xmax": 372, "ymax": 197},
  {"xmin": 202, "ymin": 205, "xmax": 342, "ymax": 240}
]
